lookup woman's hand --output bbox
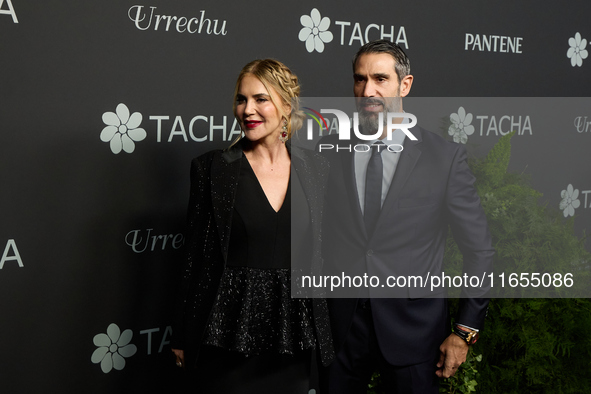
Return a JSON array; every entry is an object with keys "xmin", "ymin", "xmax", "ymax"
[{"xmin": 172, "ymin": 348, "xmax": 185, "ymax": 369}]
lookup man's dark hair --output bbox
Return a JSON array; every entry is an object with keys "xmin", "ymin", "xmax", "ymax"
[{"xmin": 352, "ymin": 40, "xmax": 410, "ymax": 82}]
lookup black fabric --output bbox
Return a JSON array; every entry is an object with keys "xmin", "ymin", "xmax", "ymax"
[
  {"xmin": 320, "ymin": 128, "xmax": 493, "ymax": 367},
  {"xmin": 172, "ymin": 140, "xmax": 334, "ymax": 368},
  {"xmin": 290, "ymin": 161, "xmax": 313, "ymax": 268},
  {"xmin": 322, "ymin": 303, "xmax": 439, "ymax": 394},
  {"xmin": 194, "ymin": 345, "xmax": 313, "ymax": 394},
  {"xmin": 203, "ymin": 156, "xmax": 316, "ymax": 356},
  {"xmin": 226, "ymin": 156, "xmax": 292, "ymax": 269},
  {"xmin": 202, "ymin": 266, "xmax": 316, "ymax": 356},
  {"xmin": 364, "ymin": 141, "xmax": 384, "ymax": 236}
]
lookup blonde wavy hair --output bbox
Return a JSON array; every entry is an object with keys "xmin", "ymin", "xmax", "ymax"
[{"xmin": 231, "ymin": 59, "xmax": 304, "ymax": 145}]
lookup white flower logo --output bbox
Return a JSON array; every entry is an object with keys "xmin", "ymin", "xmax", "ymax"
[
  {"xmin": 559, "ymin": 184, "xmax": 581, "ymax": 218},
  {"xmin": 91, "ymin": 323, "xmax": 137, "ymax": 373},
  {"xmin": 567, "ymin": 33, "xmax": 589, "ymax": 67},
  {"xmin": 299, "ymin": 8, "xmax": 333, "ymax": 53},
  {"xmin": 100, "ymin": 103, "xmax": 147, "ymax": 154},
  {"xmin": 448, "ymin": 106, "xmax": 475, "ymax": 144}
]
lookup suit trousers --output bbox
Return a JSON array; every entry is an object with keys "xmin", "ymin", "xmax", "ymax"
[{"xmin": 322, "ymin": 300, "xmax": 440, "ymax": 394}]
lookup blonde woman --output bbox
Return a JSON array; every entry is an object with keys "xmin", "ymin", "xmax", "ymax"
[{"xmin": 171, "ymin": 59, "xmax": 333, "ymax": 393}]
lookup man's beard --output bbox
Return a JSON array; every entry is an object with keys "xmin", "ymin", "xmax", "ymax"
[{"xmin": 357, "ymin": 96, "xmax": 401, "ymax": 133}]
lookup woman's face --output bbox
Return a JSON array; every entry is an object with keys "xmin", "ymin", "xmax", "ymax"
[{"xmin": 235, "ymin": 74, "xmax": 284, "ymax": 144}]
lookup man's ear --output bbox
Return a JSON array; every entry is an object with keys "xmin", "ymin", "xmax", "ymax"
[{"xmin": 400, "ymin": 75, "xmax": 413, "ymax": 97}]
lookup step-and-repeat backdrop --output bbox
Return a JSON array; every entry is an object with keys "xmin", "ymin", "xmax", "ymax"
[{"xmin": 1, "ymin": 1, "xmax": 590, "ymax": 392}]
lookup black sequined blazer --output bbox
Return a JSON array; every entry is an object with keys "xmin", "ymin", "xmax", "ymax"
[{"xmin": 171, "ymin": 139, "xmax": 334, "ymax": 367}]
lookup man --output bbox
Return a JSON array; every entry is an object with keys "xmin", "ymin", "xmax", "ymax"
[{"xmin": 320, "ymin": 40, "xmax": 494, "ymax": 393}]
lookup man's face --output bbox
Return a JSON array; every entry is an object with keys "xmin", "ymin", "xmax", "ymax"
[{"xmin": 353, "ymin": 53, "xmax": 412, "ymax": 133}]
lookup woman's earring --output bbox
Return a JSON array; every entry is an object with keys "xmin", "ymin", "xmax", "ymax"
[{"xmin": 279, "ymin": 119, "xmax": 288, "ymax": 143}]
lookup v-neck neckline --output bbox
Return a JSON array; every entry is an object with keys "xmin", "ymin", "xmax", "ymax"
[{"xmin": 242, "ymin": 156, "xmax": 290, "ymax": 214}]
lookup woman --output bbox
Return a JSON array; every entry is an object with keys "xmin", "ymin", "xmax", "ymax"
[{"xmin": 171, "ymin": 59, "xmax": 333, "ymax": 393}]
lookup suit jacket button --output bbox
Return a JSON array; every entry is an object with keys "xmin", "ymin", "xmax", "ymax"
[{"xmin": 367, "ymin": 249, "xmax": 373, "ymax": 256}]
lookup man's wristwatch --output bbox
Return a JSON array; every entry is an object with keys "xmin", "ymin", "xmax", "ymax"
[{"xmin": 453, "ymin": 325, "xmax": 479, "ymax": 345}]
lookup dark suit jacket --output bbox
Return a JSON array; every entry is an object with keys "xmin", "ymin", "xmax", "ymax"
[
  {"xmin": 321, "ymin": 127, "xmax": 494, "ymax": 366},
  {"xmin": 171, "ymin": 139, "xmax": 334, "ymax": 367}
]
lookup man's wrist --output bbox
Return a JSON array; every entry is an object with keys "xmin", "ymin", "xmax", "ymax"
[{"xmin": 453, "ymin": 324, "xmax": 479, "ymax": 345}]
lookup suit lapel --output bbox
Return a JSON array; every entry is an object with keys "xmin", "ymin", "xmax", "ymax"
[
  {"xmin": 379, "ymin": 127, "xmax": 423, "ymax": 221},
  {"xmin": 211, "ymin": 141, "xmax": 243, "ymax": 263},
  {"xmin": 291, "ymin": 146, "xmax": 316, "ymax": 221},
  {"xmin": 291, "ymin": 146, "xmax": 322, "ymax": 274}
]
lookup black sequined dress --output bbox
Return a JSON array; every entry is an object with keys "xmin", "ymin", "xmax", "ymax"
[{"xmin": 202, "ymin": 155, "xmax": 317, "ymax": 356}]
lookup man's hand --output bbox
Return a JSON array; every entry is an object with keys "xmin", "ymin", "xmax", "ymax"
[
  {"xmin": 436, "ymin": 333, "xmax": 469, "ymax": 378},
  {"xmin": 172, "ymin": 348, "xmax": 185, "ymax": 369}
]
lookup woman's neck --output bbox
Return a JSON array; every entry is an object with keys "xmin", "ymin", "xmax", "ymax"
[{"xmin": 243, "ymin": 138, "xmax": 289, "ymax": 165}]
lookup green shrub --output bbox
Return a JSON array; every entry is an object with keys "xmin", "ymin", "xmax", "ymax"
[{"xmin": 441, "ymin": 132, "xmax": 591, "ymax": 393}]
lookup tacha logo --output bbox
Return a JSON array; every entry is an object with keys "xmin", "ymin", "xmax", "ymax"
[
  {"xmin": 559, "ymin": 184, "xmax": 581, "ymax": 217},
  {"xmin": 299, "ymin": 8, "xmax": 333, "ymax": 53},
  {"xmin": 298, "ymin": 8, "xmax": 408, "ymax": 53},
  {"xmin": 91, "ymin": 323, "xmax": 138, "ymax": 373},
  {"xmin": 99, "ymin": 103, "xmax": 243, "ymax": 154},
  {"xmin": 100, "ymin": 103, "xmax": 147, "ymax": 154},
  {"xmin": 448, "ymin": 106, "xmax": 532, "ymax": 142},
  {"xmin": 448, "ymin": 107, "xmax": 474, "ymax": 144},
  {"xmin": 567, "ymin": 33, "xmax": 588, "ymax": 67}
]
